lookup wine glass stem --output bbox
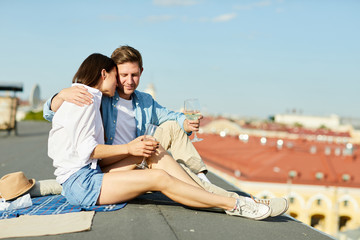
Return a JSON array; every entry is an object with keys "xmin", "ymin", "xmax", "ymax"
[{"xmin": 140, "ymin": 157, "xmax": 147, "ymax": 168}]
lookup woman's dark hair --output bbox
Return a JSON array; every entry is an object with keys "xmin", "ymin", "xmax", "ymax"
[{"xmin": 72, "ymin": 53, "xmax": 116, "ymax": 87}]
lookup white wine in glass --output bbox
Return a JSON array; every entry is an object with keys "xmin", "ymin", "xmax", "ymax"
[
  {"xmin": 137, "ymin": 124, "xmax": 161, "ymax": 169},
  {"xmin": 184, "ymin": 98, "xmax": 203, "ymax": 142}
]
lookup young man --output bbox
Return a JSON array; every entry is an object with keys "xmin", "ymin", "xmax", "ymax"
[{"xmin": 43, "ymin": 46, "xmax": 288, "ymax": 217}]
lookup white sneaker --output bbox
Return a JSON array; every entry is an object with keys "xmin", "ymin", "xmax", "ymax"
[
  {"xmin": 251, "ymin": 195, "xmax": 289, "ymax": 217},
  {"xmin": 225, "ymin": 197, "xmax": 271, "ymax": 220}
]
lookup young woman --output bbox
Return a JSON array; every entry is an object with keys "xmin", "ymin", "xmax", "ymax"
[{"xmin": 48, "ymin": 53, "xmax": 271, "ymax": 220}]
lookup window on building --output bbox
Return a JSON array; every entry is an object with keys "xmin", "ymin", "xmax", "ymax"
[
  {"xmin": 290, "ymin": 197, "xmax": 295, "ymax": 204},
  {"xmin": 311, "ymin": 215, "xmax": 325, "ymax": 231},
  {"xmin": 263, "ymin": 195, "xmax": 268, "ymax": 199},
  {"xmin": 317, "ymin": 199, "xmax": 321, "ymax": 206},
  {"xmin": 290, "ymin": 212, "xmax": 298, "ymax": 218},
  {"xmin": 343, "ymin": 200, "xmax": 348, "ymax": 207},
  {"xmin": 339, "ymin": 216, "xmax": 351, "ymax": 232}
]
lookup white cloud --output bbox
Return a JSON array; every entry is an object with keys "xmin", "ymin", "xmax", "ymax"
[
  {"xmin": 145, "ymin": 15, "xmax": 175, "ymax": 23},
  {"xmin": 153, "ymin": 0, "xmax": 200, "ymax": 6},
  {"xmin": 213, "ymin": 13, "xmax": 237, "ymax": 22}
]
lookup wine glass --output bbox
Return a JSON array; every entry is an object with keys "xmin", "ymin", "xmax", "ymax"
[
  {"xmin": 137, "ymin": 124, "xmax": 161, "ymax": 169},
  {"xmin": 184, "ymin": 98, "xmax": 203, "ymax": 142}
]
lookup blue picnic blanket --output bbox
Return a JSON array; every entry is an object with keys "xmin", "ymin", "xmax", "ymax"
[{"xmin": 0, "ymin": 195, "xmax": 127, "ymax": 219}]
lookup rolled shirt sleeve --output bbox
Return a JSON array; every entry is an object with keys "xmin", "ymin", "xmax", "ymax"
[{"xmin": 43, "ymin": 95, "xmax": 56, "ymax": 122}]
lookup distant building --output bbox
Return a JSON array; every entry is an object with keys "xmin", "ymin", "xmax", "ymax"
[
  {"xmin": 16, "ymin": 84, "xmax": 44, "ymax": 120},
  {"xmin": 29, "ymin": 84, "xmax": 41, "ymax": 109},
  {"xmin": 144, "ymin": 83, "xmax": 156, "ymax": 99},
  {"xmin": 201, "ymin": 116, "xmax": 359, "ymax": 144},
  {"xmin": 274, "ymin": 114, "xmax": 351, "ymax": 132}
]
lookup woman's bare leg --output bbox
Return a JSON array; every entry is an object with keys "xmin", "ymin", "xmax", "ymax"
[
  {"xmin": 100, "ymin": 156, "xmax": 142, "ymax": 173},
  {"xmin": 147, "ymin": 146, "xmax": 202, "ymax": 188},
  {"xmin": 100, "ymin": 146, "xmax": 202, "ymax": 189},
  {"xmin": 97, "ymin": 169, "xmax": 235, "ymax": 210}
]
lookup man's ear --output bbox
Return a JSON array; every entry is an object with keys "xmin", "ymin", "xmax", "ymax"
[{"xmin": 140, "ymin": 67, "xmax": 144, "ymax": 75}]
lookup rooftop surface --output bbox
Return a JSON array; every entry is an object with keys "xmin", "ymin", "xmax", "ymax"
[{"xmin": 0, "ymin": 121, "xmax": 335, "ymax": 240}]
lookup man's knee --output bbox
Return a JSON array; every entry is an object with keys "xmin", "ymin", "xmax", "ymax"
[
  {"xmin": 159, "ymin": 121, "xmax": 180, "ymax": 133},
  {"xmin": 157, "ymin": 121, "xmax": 182, "ymax": 149}
]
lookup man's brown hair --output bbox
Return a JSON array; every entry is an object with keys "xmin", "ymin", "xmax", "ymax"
[{"xmin": 111, "ymin": 45, "xmax": 143, "ymax": 70}]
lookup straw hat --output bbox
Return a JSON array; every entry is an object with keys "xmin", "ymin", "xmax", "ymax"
[{"xmin": 0, "ymin": 171, "xmax": 35, "ymax": 201}]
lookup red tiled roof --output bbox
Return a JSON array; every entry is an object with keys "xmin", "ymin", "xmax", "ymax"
[
  {"xmin": 194, "ymin": 133, "xmax": 360, "ymax": 188},
  {"xmin": 200, "ymin": 117, "xmax": 351, "ymax": 138}
]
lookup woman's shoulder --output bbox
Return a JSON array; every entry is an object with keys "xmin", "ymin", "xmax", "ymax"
[{"xmin": 54, "ymin": 101, "xmax": 97, "ymax": 123}]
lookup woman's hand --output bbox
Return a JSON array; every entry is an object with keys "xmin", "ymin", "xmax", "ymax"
[{"xmin": 126, "ymin": 136, "xmax": 159, "ymax": 158}]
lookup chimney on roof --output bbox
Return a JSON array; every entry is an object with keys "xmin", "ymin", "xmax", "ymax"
[
  {"xmin": 315, "ymin": 172, "xmax": 324, "ymax": 180},
  {"xmin": 335, "ymin": 147, "xmax": 341, "ymax": 156},
  {"xmin": 260, "ymin": 137, "xmax": 267, "ymax": 145},
  {"xmin": 342, "ymin": 174, "xmax": 351, "ymax": 182},
  {"xmin": 324, "ymin": 146, "xmax": 331, "ymax": 155},
  {"xmin": 239, "ymin": 134, "xmax": 249, "ymax": 143},
  {"xmin": 220, "ymin": 131, "xmax": 226, "ymax": 137},
  {"xmin": 310, "ymin": 145, "xmax": 317, "ymax": 154},
  {"xmin": 288, "ymin": 170, "xmax": 297, "ymax": 179},
  {"xmin": 342, "ymin": 143, "xmax": 353, "ymax": 156},
  {"xmin": 277, "ymin": 139, "xmax": 283, "ymax": 150}
]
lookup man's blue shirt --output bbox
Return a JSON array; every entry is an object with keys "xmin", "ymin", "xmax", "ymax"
[{"xmin": 43, "ymin": 90, "xmax": 188, "ymax": 145}]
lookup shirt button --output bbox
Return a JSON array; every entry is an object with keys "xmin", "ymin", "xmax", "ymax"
[
  {"xmin": 113, "ymin": 120, "xmax": 116, "ymax": 123},
  {"xmin": 110, "ymin": 137, "xmax": 113, "ymax": 140}
]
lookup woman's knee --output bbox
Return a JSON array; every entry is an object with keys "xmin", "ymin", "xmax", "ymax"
[
  {"xmin": 149, "ymin": 169, "xmax": 172, "ymax": 189},
  {"xmin": 148, "ymin": 146, "xmax": 171, "ymax": 165}
]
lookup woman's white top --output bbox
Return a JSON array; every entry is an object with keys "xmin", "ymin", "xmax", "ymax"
[
  {"xmin": 113, "ymin": 97, "xmax": 136, "ymax": 145},
  {"xmin": 48, "ymin": 83, "xmax": 104, "ymax": 184}
]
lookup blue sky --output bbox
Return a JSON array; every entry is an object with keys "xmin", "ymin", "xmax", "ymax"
[{"xmin": 1, "ymin": 0, "xmax": 359, "ymax": 119}]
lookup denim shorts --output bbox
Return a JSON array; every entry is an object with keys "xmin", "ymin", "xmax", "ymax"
[{"xmin": 61, "ymin": 164, "xmax": 104, "ymax": 206}]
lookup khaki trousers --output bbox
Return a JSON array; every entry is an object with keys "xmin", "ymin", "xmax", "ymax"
[
  {"xmin": 156, "ymin": 121, "xmax": 238, "ymax": 199},
  {"xmin": 156, "ymin": 121, "xmax": 207, "ymax": 174}
]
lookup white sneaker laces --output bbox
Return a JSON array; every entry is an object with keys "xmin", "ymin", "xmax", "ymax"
[
  {"xmin": 238, "ymin": 198, "xmax": 259, "ymax": 214},
  {"xmin": 251, "ymin": 194, "xmax": 270, "ymax": 205}
]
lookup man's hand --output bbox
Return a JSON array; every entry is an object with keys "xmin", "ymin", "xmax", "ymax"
[
  {"xmin": 51, "ymin": 85, "xmax": 94, "ymax": 112},
  {"xmin": 126, "ymin": 136, "xmax": 159, "ymax": 158},
  {"xmin": 183, "ymin": 115, "xmax": 203, "ymax": 133}
]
